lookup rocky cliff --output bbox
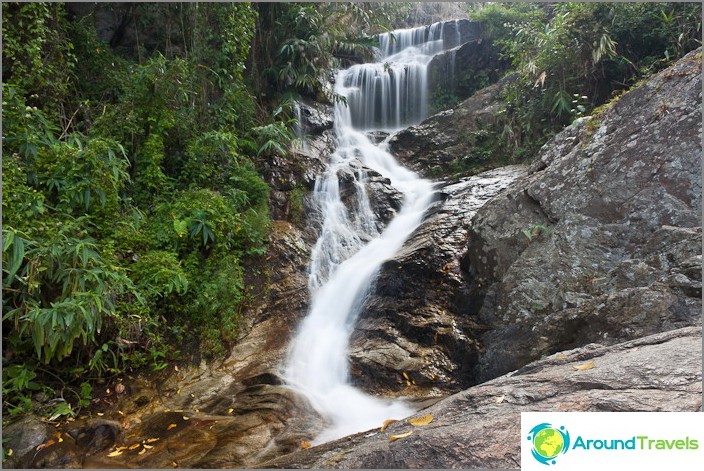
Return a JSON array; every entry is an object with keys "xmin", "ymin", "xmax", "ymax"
[
  {"xmin": 464, "ymin": 48, "xmax": 702, "ymax": 382},
  {"xmin": 388, "ymin": 77, "xmax": 508, "ymax": 178},
  {"xmin": 349, "ymin": 45, "xmax": 701, "ymax": 408}
]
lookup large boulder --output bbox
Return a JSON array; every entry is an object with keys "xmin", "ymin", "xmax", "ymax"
[
  {"xmin": 349, "ymin": 166, "xmax": 526, "ymax": 396},
  {"xmin": 388, "ymin": 78, "xmax": 507, "ymax": 178},
  {"xmin": 463, "ymin": 48, "xmax": 702, "ymax": 382},
  {"xmin": 261, "ymin": 326, "xmax": 702, "ymax": 469}
]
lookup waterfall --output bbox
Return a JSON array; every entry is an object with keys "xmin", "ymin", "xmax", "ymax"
[{"xmin": 283, "ymin": 22, "xmax": 458, "ymax": 444}]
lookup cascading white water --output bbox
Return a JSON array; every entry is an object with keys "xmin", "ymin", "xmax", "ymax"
[{"xmin": 284, "ymin": 21, "xmax": 460, "ymax": 444}]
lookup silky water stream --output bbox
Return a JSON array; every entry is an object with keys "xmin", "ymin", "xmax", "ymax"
[{"xmin": 283, "ymin": 22, "xmax": 460, "ymax": 444}]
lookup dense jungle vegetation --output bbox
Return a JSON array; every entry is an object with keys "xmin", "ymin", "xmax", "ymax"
[{"xmin": 2, "ymin": 1, "xmax": 700, "ymax": 437}]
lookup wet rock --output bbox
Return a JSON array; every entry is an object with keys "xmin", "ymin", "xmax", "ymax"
[
  {"xmin": 295, "ymin": 100, "xmax": 334, "ymax": 135},
  {"xmin": 428, "ymin": 38, "xmax": 508, "ymax": 113},
  {"xmin": 337, "ymin": 160, "xmax": 404, "ymax": 231},
  {"xmin": 260, "ymin": 326, "xmax": 703, "ymax": 469},
  {"xmin": 64, "ymin": 419, "xmax": 122, "ymax": 453},
  {"xmin": 349, "ymin": 166, "xmax": 527, "ymax": 396},
  {"xmin": 388, "ymin": 78, "xmax": 507, "ymax": 177},
  {"xmin": 263, "ymin": 131, "xmax": 333, "ymax": 220},
  {"xmin": 2, "ymin": 415, "xmax": 52, "ymax": 469},
  {"xmin": 463, "ymin": 48, "xmax": 702, "ymax": 382}
]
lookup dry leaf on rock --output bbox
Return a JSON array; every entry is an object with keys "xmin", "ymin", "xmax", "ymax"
[
  {"xmin": 36, "ymin": 440, "xmax": 56, "ymax": 451},
  {"xmin": 408, "ymin": 414, "xmax": 433, "ymax": 426},
  {"xmin": 572, "ymin": 361, "xmax": 596, "ymax": 371},
  {"xmin": 389, "ymin": 431, "xmax": 414, "ymax": 441},
  {"xmin": 380, "ymin": 419, "xmax": 398, "ymax": 432}
]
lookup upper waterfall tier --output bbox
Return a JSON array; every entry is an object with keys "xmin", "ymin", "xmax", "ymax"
[
  {"xmin": 340, "ymin": 19, "xmax": 480, "ymax": 132},
  {"xmin": 377, "ymin": 19, "xmax": 479, "ymax": 58}
]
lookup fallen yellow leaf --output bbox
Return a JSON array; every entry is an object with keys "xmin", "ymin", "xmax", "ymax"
[
  {"xmin": 107, "ymin": 450, "xmax": 123, "ymax": 457},
  {"xmin": 555, "ymin": 354, "xmax": 568, "ymax": 359},
  {"xmin": 116, "ymin": 446, "xmax": 128, "ymax": 451},
  {"xmin": 118, "ymin": 410, "xmax": 125, "ymax": 416},
  {"xmin": 143, "ymin": 444, "xmax": 154, "ymax": 449},
  {"xmin": 572, "ymin": 361, "xmax": 596, "ymax": 371},
  {"xmin": 128, "ymin": 443, "xmax": 141, "ymax": 450},
  {"xmin": 227, "ymin": 408, "xmax": 234, "ymax": 414},
  {"xmin": 163, "ymin": 409, "xmax": 171, "ymax": 413},
  {"xmin": 402, "ymin": 372, "xmax": 409, "ymax": 380},
  {"xmin": 36, "ymin": 440, "xmax": 56, "ymax": 451},
  {"xmin": 138, "ymin": 448, "xmax": 146, "ymax": 455},
  {"xmin": 97, "ymin": 412, "xmax": 105, "ymax": 416},
  {"xmin": 389, "ymin": 431, "xmax": 414, "ymax": 441},
  {"xmin": 145, "ymin": 438, "xmax": 160, "ymax": 443},
  {"xmin": 7, "ymin": 449, "xmax": 13, "ymax": 456},
  {"xmin": 408, "ymin": 414, "xmax": 433, "ymax": 426},
  {"xmin": 380, "ymin": 419, "xmax": 398, "ymax": 432},
  {"xmin": 167, "ymin": 424, "xmax": 178, "ymax": 430},
  {"xmin": 182, "ymin": 416, "xmax": 190, "ymax": 421},
  {"xmin": 174, "ymin": 409, "xmax": 184, "ymax": 413},
  {"xmin": 301, "ymin": 441, "xmax": 312, "ymax": 449},
  {"xmin": 194, "ymin": 409, "xmax": 200, "ymax": 413},
  {"xmin": 176, "ymin": 389, "xmax": 181, "ymax": 395}
]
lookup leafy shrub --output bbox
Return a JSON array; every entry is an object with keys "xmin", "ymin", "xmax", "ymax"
[
  {"xmin": 2, "ymin": 225, "xmax": 133, "ymax": 364},
  {"xmin": 35, "ymin": 137, "xmax": 130, "ymax": 222}
]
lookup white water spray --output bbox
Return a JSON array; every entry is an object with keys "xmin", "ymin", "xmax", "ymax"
[{"xmin": 284, "ymin": 22, "xmax": 460, "ymax": 444}]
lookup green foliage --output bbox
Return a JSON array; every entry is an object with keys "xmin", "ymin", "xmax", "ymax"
[
  {"xmin": 1, "ymin": 2, "xmax": 271, "ymax": 421},
  {"xmin": 1, "ymin": 84, "xmax": 60, "ymax": 161},
  {"xmin": 522, "ymin": 224, "xmax": 552, "ymax": 242},
  {"xmin": 35, "ymin": 137, "xmax": 130, "ymax": 219},
  {"xmin": 2, "ymin": 225, "xmax": 134, "ymax": 364},
  {"xmin": 1, "ymin": 2, "xmax": 76, "ymax": 122},
  {"xmin": 470, "ymin": 2, "xmax": 702, "ymax": 163},
  {"xmin": 181, "ymin": 131, "xmax": 242, "ymax": 190},
  {"xmin": 253, "ymin": 2, "xmax": 394, "ymax": 100},
  {"xmin": 183, "ymin": 254, "xmax": 245, "ymax": 357},
  {"xmin": 289, "ymin": 185, "xmax": 307, "ymax": 224},
  {"xmin": 131, "ymin": 251, "xmax": 189, "ymax": 301}
]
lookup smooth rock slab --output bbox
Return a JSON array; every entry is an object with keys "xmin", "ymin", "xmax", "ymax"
[{"xmin": 261, "ymin": 326, "xmax": 702, "ymax": 469}]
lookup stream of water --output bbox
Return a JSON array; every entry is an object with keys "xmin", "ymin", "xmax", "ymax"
[{"xmin": 283, "ymin": 22, "xmax": 460, "ymax": 444}]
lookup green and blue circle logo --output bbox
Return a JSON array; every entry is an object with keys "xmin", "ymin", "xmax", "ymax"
[{"xmin": 527, "ymin": 423, "xmax": 571, "ymax": 465}]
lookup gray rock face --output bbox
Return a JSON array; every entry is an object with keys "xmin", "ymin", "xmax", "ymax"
[
  {"xmin": 261, "ymin": 327, "xmax": 702, "ymax": 469},
  {"xmin": 388, "ymin": 78, "xmax": 507, "ymax": 177},
  {"xmin": 2, "ymin": 416, "xmax": 52, "ymax": 469},
  {"xmin": 336, "ymin": 160, "xmax": 405, "ymax": 231},
  {"xmin": 427, "ymin": 38, "xmax": 508, "ymax": 114},
  {"xmin": 349, "ymin": 166, "xmax": 527, "ymax": 396},
  {"xmin": 464, "ymin": 48, "xmax": 702, "ymax": 382},
  {"xmin": 264, "ymin": 131, "xmax": 333, "ymax": 221},
  {"xmin": 295, "ymin": 100, "xmax": 334, "ymax": 135},
  {"xmin": 437, "ymin": 19, "xmax": 482, "ymax": 50}
]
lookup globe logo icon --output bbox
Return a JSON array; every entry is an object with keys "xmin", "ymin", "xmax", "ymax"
[{"xmin": 527, "ymin": 423, "xmax": 570, "ymax": 465}]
